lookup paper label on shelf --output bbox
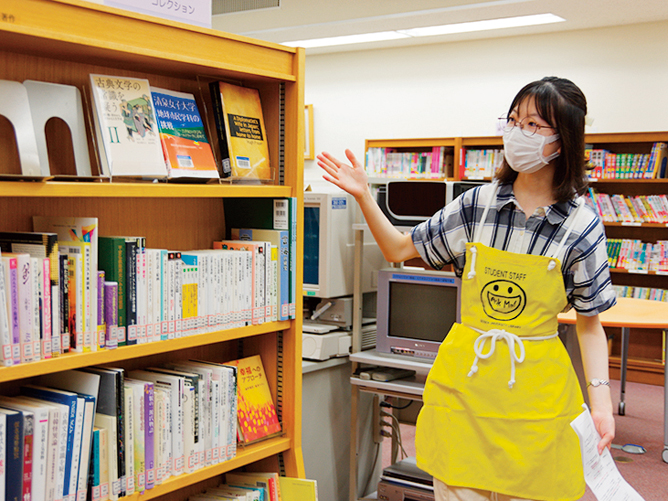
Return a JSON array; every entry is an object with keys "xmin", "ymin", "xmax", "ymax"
[
  {"xmin": 104, "ymin": 0, "xmax": 212, "ymax": 28},
  {"xmin": 570, "ymin": 405, "xmax": 645, "ymax": 501},
  {"xmin": 621, "ymin": 222, "xmax": 642, "ymax": 226}
]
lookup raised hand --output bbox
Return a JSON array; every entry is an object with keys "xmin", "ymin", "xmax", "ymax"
[{"xmin": 317, "ymin": 149, "xmax": 369, "ymax": 200}]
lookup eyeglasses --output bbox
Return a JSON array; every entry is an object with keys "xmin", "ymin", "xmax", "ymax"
[{"xmin": 498, "ymin": 116, "xmax": 555, "ymax": 137}]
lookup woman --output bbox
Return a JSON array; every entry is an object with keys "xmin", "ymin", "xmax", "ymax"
[{"xmin": 317, "ymin": 76, "xmax": 616, "ymax": 501}]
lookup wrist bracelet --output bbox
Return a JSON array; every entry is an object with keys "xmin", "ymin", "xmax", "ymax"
[{"xmin": 587, "ymin": 378, "xmax": 610, "ymax": 388}]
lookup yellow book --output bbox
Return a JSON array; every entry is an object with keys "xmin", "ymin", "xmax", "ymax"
[
  {"xmin": 210, "ymin": 81, "xmax": 273, "ymax": 181},
  {"xmin": 277, "ymin": 477, "xmax": 318, "ymax": 501}
]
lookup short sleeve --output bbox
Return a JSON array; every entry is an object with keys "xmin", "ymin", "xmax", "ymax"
[{"xmin": 564, "ymin": 214, "xmax": 617, "ymax": 316}]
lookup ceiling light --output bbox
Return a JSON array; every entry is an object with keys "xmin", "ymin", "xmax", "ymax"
[
  {"xmin": 282, "ymin": 13, "xmax": 565, "ymax": 49},
  {"xmin": 282, "ymin": 31, "xmax": 409, "ymax": 49},
  {"xmin": 399, "ymin": 13, "xmax": 565, "ymax": 37}
]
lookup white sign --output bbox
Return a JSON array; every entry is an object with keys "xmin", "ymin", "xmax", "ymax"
[{"xmin": 105, "ymin": 0, "xmax": 212, "ymax": 29}]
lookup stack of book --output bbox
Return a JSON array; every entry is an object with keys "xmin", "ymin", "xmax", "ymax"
[
  {"xmin": 613, "ymin": 285, "xmax": 668, "ymax": 302},
  {"xmin": 585, "ymin": 189, "xmax": 668, "ymax": 224},
  {"xmin": 606, "ymin": 238, "xmax": 668, "ymax": 273},
  {"xmin": 365, "ymin": 147, "xmax": 453, "ymax": 179}
]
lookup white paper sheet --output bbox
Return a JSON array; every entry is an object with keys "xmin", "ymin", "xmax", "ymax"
[{"xmin": 570, "ymin": 404, "xmax": 645, "ymax": 501}]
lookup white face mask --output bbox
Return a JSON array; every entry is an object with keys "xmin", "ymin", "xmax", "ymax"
[{"xmin": 503, "ymin": 126, "xmax": 560, "ymax": 173}]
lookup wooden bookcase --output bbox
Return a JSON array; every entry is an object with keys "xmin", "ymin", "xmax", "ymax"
[
  {"xmin": 0, "ymin": 1, "xmax": 305, "ymax": 500},
  {"xmin": 365, "ymin": 133, "xmax": 668, "ymax": 385}
]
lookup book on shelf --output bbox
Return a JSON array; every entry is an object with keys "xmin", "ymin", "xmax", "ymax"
[
  {"xmin": 0, "ymin": 407, "xmax": 23, "ymax": 501},
  {"xmin": 89, "ymin": 74, "xmax": 167, "ymax": 179},
  {"xmin": 0, "ymin": 253, "xmax": 14, "ymax": 366},
  {"xmin": 122, "ymin": 382, "xmax": 135, "ymax": 496},
  {"xmin": 224, "ymin": 354, "xmax": 281, "ymax": 444},
  {"xmin": 150, "ymin": 87, "xmax": 220, "ymax": 181},
  {"xmin": 209, "ymin": 81, "xmax": 272, "ymax": 182},
  {"xmin": 4, "ymin": 252, "xmax": 36, "ymax": 363},
  {"xmin": 122, "ymin": 380, "xmax": 147, "ymax": 493},
  {"xmin": 60, "ymin": 242, "xmax": 92, "ymax": 353},
  {"xmin": 278, "ymin": 477, "xmax": 318, "ymax": 501}
]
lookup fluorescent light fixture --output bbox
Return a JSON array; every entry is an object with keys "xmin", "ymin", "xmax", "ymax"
[
  {"xmin": 282, "ymin": 31, "xmax": 409, "ymax": 49},
  {"xmin": 399, "ymin": 13, "xmax": 564, "ymax": 37},
  {"xmin": 283, "ymin": 13, "xmax": 565, "ymax": 49}
]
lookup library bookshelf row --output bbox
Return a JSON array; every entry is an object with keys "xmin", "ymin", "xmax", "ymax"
[
  {"xmin": 365, "ymin": 132, "xmax": 668, "ymax": 385},
  {"xmin": 0, "ymin": 1, "xmax": 305, "ymax": 500}
]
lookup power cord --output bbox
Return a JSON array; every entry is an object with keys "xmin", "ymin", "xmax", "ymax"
[
  {"xmin": 380, "ymin": 409, "xmax": 408, "ymax": 459},
  {"xmin": 380, "ymin": 400, "xmax": 413, "ymax": 410}
]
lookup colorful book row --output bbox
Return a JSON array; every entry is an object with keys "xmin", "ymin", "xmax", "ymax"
[
  {"xmin": 613, "ymin": 285, "xmax": 668, "ymax": 302},
  {"xmin": 365, "ymin": 147, "xmax": 454, "ymax": 179},
  {"xmin": 0, "ymin": 202, "xmax": 297, "ymax": 366},
  {"xmin": 460, "ymin": 148, "xmax": 504, "ymax": 180},
  {"xmin": 606, "ymin": 239, "xmax": 668, "ymax": 273},
  {"xmin": 585, "ymin": 189, "xmax": 668, "ymax": 224},
  {"xmin": 586, "ymin": 142, "xmax": 668, "ymax": 179}
]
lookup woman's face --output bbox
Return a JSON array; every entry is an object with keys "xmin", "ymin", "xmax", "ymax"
[{"xmin": 508, "ymin": 97, "xmax": 562, "ymax": 160}]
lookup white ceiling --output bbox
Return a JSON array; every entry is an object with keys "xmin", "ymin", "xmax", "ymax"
[{"xmin": 212, "ymin": 0, "xmax": 668, "ymax": 54}]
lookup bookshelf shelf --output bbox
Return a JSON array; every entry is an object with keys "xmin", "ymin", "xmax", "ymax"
[
  {"xmin": 0, "ymin": 180, "xmax": 294, "ymax": 199},
  {"xmin": 0, "ymin": 0, "xmax": 305, "ymax": 497},
  {"xmin": 0, "ymin": 321, "xmax": 291, "ymax": 383}
]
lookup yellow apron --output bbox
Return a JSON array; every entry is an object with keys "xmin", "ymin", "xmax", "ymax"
[{"xmin": 415, "ymin": 185, "xmax": 586, "ymax": 501}]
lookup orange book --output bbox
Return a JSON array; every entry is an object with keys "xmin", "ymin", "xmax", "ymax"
[{"xmin": 224, "ymin": 355, "xmax": 281, "ymax": 444}]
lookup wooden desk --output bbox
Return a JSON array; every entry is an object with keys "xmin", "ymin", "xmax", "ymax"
[{"xmin": 558, "ymin": 297, "xmax": 668, "ymax": 463}]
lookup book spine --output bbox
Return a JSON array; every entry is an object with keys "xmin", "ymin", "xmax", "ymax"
[
  {"xmin": 208, "ymin": 81, "xmax": 232, "ymax": 178},
  {"xmin": 42, "ymin": 258, "xmax": 52, "ymax": 360},
  {"xmin": 125, "ymin": 240, "xmax": 137, "ymax": 345},
  {"xmin": 144, "ymin": 383, "xmax": 154, "ymax": 490},
  {"xmin": 4, "ymin": 257, "xmax": 21, "ymax": 364},
  {"xmin": 0, "ymin": 258, "xmax": 13, "ymax": 366},
  {"xmin": 32, "ymin": 257, "xmax": 42, "ymax": 361},
  {"xmin": 21, "ymin": 413, "xmax": 34, "ymax": 501},
  {"xmin": 104, "ymin": 283, "xmax": 118, "ymax": 349},
  {"xmin": 16, "ymin": 254, "xmax": 35, "ymax": 363},
  {"xmin": 123, "ymin": 386, "xmax": 134, "ymax": 496},
  {"xmin": 97, "ymin": 272, "xmax": 105, "ymax": 350},
  {"xmin": 0, "ymin": 413, "xmax": 6, "ymax": 501},
  {"xmin": 6, "ymin": 411, "xmax": 24, "ymax": 501},
  {"xmin": 59, "ymin": 255, "xmax": 69, "ymax": 353}
]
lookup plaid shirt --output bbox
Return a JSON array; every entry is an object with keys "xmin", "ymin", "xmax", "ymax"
[{"xmin": 411, "ymin": 182, "xmax": 617, "ymax": 316}]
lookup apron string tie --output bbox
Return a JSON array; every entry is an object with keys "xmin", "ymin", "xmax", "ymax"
[
  {"xmin": 467, "ymin": 328, "xmax": 559, "ymax": 388},
  {"xmin": 467, "ymin": 245, "xmax": 478, "ymax": 279}
]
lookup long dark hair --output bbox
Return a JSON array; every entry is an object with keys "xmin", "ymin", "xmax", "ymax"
[{"xmin": 495, "ymin": 76, "xmax": 588, "ymax": 202}]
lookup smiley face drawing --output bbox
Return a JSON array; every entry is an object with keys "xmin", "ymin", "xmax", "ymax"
[{"xmin": 481, "ymin": 280, "xmax": 527, "ymax": 321}]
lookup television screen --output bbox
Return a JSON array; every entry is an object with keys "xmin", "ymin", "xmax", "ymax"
[{"xmin": 388, "ymin": 281, "xmax": 458, "ymax": 343}]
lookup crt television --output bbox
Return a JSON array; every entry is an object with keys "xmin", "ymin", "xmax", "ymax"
[
  {"xmin": 303, "ymin": 190, "xmax": 387, "ymax": 299},
  {"xmin": 376, "ymin": 268, "xmax": 461, "ymax": 360}
]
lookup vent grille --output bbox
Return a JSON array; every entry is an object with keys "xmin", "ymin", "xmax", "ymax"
[{"xmin": 212, "ymin": 0, "xmax": 279, "ymax": 15}]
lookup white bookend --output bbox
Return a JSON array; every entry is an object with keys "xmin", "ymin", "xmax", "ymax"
[{"xmin": 0, "ymin": 79, "xmax": 42, "ymax": 176}]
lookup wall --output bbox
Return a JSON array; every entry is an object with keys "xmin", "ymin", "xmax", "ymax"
[{"xmin": 303, "ymin": 21, "xmax": 668, "ymax": 185}]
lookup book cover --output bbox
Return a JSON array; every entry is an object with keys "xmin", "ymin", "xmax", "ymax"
[
  {"xmin": 277, "ymin": 477, "xmax": 318, "ymax": 501},
  {"xmin": 150, "ymin": 87, "xmax": 219, "ymax": 181},
  {"xmin": 89, "ymin": 74, "xmax": 167, "ymax": 179},
  {"xmin": 224, "ymin": 355, "xmax": 280, "ymax": 444},
  {"xmin": 209, "ymin": 81, "xmax": 272, "ymax": 181}
]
